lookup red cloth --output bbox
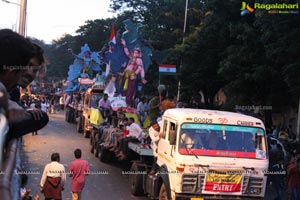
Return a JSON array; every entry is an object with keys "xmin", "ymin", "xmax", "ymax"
[
  {"xmin": 122, "ymin": 130, "xmax": 130, "ymax": 138},
  {"xmin": 43, "ymin": 177, "xmax": 63, "ymax": 199},
  {"xmin": 69, "ymin": 158, "xmax": 90, "ymax": 192}
]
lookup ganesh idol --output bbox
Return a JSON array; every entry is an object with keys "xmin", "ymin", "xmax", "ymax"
[{"xmin": 120, "ymin": 39, "xmax": 147, "ymax": 107}]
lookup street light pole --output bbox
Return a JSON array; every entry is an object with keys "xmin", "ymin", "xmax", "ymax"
[
  {"xmin": 177, "ymin": 0, "xmax": 189, "ymax": 101},
  {"xmin": 1, "ymin": 0, "xmax": 27, "ymax": 36},
  {"xmin": 18, "ymin": 0, "xmax": 27, "ymax": 36}
]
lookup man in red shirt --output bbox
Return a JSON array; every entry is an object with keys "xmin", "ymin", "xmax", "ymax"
[{"xmin": 68, "ymin": 149, "xmax": 90, "ymax": 200}]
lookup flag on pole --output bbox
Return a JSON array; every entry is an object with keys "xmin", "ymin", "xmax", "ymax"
[
  {"xmin": 109, "ymin": 23, "xmax": 116, "ymax": 44},
  {"xmin": 159, "ymin": 64, "xmax": 176, "ymax": 75}
]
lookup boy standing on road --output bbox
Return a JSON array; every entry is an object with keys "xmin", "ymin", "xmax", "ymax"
[{"xmin": 68, "ymin": 149, "xmax": 90, "ymax": 200}]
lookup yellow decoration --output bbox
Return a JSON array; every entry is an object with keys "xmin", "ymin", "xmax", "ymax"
[
  {"xmin": 123, "ymin": 71, "xmax": 135, "ymax": 90},
  {"xmin": 90, "ymin": 108, "xmax": 103, "ymax": 126}
]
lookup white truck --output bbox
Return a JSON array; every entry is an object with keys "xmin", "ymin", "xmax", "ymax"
[{"xmin": 129, "ymin": 108, "xmax": 268, "ymax": 200}]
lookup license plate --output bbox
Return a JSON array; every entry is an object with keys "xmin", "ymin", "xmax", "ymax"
[{"xmin": 191, "ymin": 198, "xmax": 204, "ymax": 200}]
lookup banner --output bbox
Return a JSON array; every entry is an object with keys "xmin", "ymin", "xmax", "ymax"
[
  {"xmin": 78, "ymin": 78, "xmax": 94, "ymax": 85},
  {"xmin": 202, "ymin": 170, "xmax": 243, "ymax": 195},
  {"xmin": 159, "ymin": 64, "xmax": 176, "ymax": 75}
]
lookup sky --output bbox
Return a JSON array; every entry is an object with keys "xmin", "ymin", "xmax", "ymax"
[{"xmin": 0, "ymin": 0, "xmax": 115, "ymax": 43}]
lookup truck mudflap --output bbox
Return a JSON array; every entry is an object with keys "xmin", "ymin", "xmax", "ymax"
[
  {"xmin": 145, "ymin": 174, "xmax": 159, "ymax": 198},
  {"xmin": 174, "ymin": 194, "xmax": 264, "ymax": 200},
  {"xmin": 129, "ymin": 162, "xmax": 147, "ymax": 196}
]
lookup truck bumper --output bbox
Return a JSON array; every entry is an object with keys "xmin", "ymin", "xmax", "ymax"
[{"xmin": 174, "ymin": 193, "xmax": 263, "ymax": 200}]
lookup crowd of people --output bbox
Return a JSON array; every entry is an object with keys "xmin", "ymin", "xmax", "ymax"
[{"xmin": 266, "ymin": 125, "xmax": 300, "ymax": 200}]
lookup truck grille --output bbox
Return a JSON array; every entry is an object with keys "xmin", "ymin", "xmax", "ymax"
[
  {"xmin": 181, "ymin": 174, "xmax": 264, "ymax": 196},
  {"xmin": 181, "ymin": 174, "xmax": 198, "ymax": 192}
]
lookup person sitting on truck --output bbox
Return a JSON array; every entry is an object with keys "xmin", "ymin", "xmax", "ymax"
[
  {"xmin": 116, "ymin": 111, "xmax": 126, "ymax": 126},
  {"xmin": 98, "ymin": 93, "xmax": 112, "ymax": 116},
  {"xmin": 116, "ymin": 117, "xmax": 142, "ymax": 160},
  {"xmin": 109, "ymin": 118, "xmax": 129, "ymax": 152},
  {"xmin": 94, "ymin": 70, "xmax": 106, "ymax": 86},
  {"xmin": 107, "ymin": 114, "xmax": 127, "ymax": 148}
]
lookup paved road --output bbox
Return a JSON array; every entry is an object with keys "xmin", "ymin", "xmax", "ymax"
[
  {"xmin": 22, "ymin": 112, "xmax": 146, "ymax": 200},
  {"xmin": 22, "ymin": 112, "xmax": 285, "ymax": 200}
]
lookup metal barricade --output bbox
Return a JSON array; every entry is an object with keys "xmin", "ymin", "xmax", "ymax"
[{"xmin": 0, "ymin": 112, "xmax": 22, "ymax": 200}]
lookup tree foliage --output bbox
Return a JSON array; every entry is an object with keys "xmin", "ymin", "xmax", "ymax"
[{"xmin": 36, "ymin": 0, "xmax": 299, "ymax": 122}]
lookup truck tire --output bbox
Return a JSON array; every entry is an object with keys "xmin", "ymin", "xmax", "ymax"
[
  {"xmin": 90, "ymin": 138, "xmax": 94, "ymax": 154},
  {"xmin": 98, "ymin": 145, "xmax": 113, "ymax": 163},
  {"xmin": 94, "ymin": 143, "xmax": 99, "ymax": 157},
  {"xmin": 130, "ymin": 163, "xmax": 145, "ymax": 196},
  {"xmin": 83, "ymin": 118, "xmax": 90, "ymax": 138},
  {"xmin": 68, "ymin": 109, "xmax": 75, "ymax": 123},
  {"xmin": 94, "ymin": 133, "xmax": 99, "ymax": 157},
  {"xmin": 77, "ymin": 116, "xmax": 83, "ymax": 133},
  {"xmin": 158, "ymin": 183, "xmax": 168, "ymax": 200},
  {"xmin": 90, "ymin": 132, "xmax": 93, "ymax": 145},
  {"xmin": 84, "ymin": 130, "xmax": 90, "ymax": 138},
  {"xmin": 65, "ymin": 109, "xmax": 69, "ymax": 122}
]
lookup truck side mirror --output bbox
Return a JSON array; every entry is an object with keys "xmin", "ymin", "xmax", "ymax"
[{"xmin": 169, "ymin": 130, "xmax": 176, "ymax": 145}]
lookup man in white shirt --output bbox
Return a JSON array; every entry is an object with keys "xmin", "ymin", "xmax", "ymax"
[
  {"xmin": 117, "ymin": 117, "xmax": 142, "ymax": 160},
  {"xmin": 126, "ymin": 117, "xmax": 143, "ymax": 138},
  {"xmin": 40, "ymin": 153, "xmax": 66, "ymax": 200}
]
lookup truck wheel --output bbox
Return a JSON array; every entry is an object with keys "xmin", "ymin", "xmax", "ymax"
[
  {"xmin": 90, "ymin": 132, "xmax": 93, "ymax": 145},
  {"xmin": 68, "ymin": 109, "xmax": 75, "ymax": 123},
  {"xmin": 77, "ymin": 116, "xmax": 83, "ymax": 133},
  {"xmin": 84, "ymin": 130, "xmax": 90, "ymax": 138},
  {"xmin": 94, "ymin": 133, "xmax": 99, "ymax": 157},
  {"xmin": 65, "ymin": 109, "xmax": 69, "ymax": 122},
  {"xmin": 129, "ymin": 163, "xmax": 145, "ymax": 196},
  {"xmin": 83, "ymin": 118, "xmax": 90, "ymax": 138},
  {"xmin": 94, "ymin": 143, "xmax": 99, "ymax": 157},
  {"xmin": 99, "ymin": 146, "xmax": 107, "ymax": 162},
  {"xmin": 98, "ymin": 145, "xmax": 103, "ymax": 161},
  {"xmin": 90, "ymin": 138, "xmax": 94, "ymax": 154},
  {"xmin": 158, "ymin": 183, "xmax": 168, "ymax": 200}
]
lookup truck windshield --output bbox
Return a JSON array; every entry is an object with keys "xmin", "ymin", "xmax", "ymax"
[{"xmin": 179, "ymin": 123, "xmax": 267, "ymax": 159}]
